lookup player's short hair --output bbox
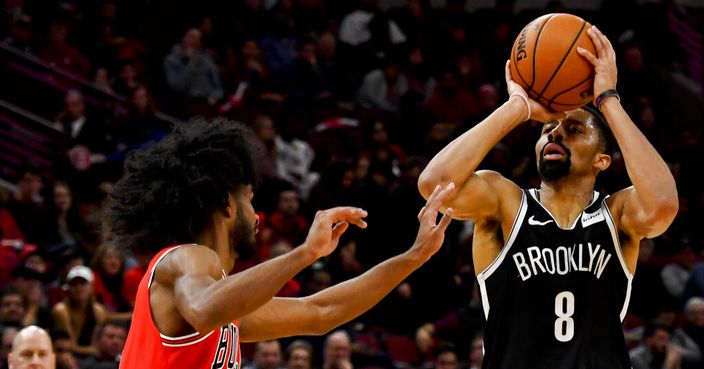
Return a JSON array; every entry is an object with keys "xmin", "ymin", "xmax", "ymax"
[
  {"xmin": 107, "ymin": 118, "xmax": 257, "ymax": 254},
  {"xmin": 581, "ymin": 104, "xmax": 616, "ymax": 156}
]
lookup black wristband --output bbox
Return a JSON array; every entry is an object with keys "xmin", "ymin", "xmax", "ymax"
[{"xmin": 596, "ymin": 89, "xmax": 619, "ymax": 110}]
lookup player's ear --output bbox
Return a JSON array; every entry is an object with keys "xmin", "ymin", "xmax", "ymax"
[
  {"xmin": 594, "ymin": 153, "xmax": 611, "ymax": 172},
  {"xmin": 224, "ymin": 193, "xmax": 237, "ymax": 220}
]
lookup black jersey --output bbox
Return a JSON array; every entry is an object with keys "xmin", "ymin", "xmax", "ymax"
[{"xmin": 477, "ymin": 189, "xmax": 632, "ymax": 369}]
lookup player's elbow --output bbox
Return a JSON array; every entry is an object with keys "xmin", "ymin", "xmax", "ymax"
[
  {"xmin": 181, "ymin": 302, "xmax": 221, "ymax": 333},
  {"xmin": 417, "ymin": 170, "xmax": 444, "ymax": 199}
]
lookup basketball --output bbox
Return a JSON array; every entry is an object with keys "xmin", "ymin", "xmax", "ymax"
[{"xmin": 509, "ymin": 13, "xmax": 596, "ymax": 112}]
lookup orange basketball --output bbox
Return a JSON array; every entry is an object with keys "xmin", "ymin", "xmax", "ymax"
[{"xmin": 509, "ymin": 13, "xmax": 596, "ymax": 112}]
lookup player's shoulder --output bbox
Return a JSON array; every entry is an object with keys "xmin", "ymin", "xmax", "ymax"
[
  {"xmin": 155, "ymin": 244, "xmax": 222, "ymax": 284},
  {"xmin": 475, "ymin": 170, "xmax": 523, "ymax": 202}
]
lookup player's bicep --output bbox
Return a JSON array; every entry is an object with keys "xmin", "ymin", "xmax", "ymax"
[
  {"xmin": 438, "ymin": 170, "xmax": 519, "ymax": 221},
  {"xmin": 166, "ymin": 247, "xmax": 222, "ymax": 327},
  {"xmin": 239, "ymin": 297, "xmax": 318, "ymax": 342},
  {"xmin": 612, "ymin": 186, "xmax": 670, "ymax": 239}
]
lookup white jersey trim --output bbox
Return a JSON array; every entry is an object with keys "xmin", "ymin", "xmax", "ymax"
[
  {"xmin": 161, "ymin": 331, "xmax": 215, "ymax": 347},
  {"xmin": 602, "ymin": 196, "xmax": 634, "ymax": 322},
  {"xmin": 147, "ymin": 245, "xmax": 184, "ymax": 289},
  {"xmin": 477, "ymin": 191, "xmax": 528, "ymax": 319},
  {"xmin": 528, "ymin": 189, "xmax": 599, "ymax": 230},
  {"xmin": 160, "ymin": 331, "xmax": 199, "ymax": 340}
]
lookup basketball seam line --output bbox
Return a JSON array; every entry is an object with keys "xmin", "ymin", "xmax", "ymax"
[
  {"xmin": 529, "ymin": 14, "xmax": 556, "ymax": 92},
  {"xmin": 536, "ymin": 20, "xmax": 588, "ymax": 102},
  {"xmin": 547, "ymin": 74, "xmax": 593, "ymax": 107}
]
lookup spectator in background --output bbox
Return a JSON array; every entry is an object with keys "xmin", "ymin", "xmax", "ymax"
[
  {"xmin": 285, "ymin": 340, "xmax": 313, "ymax": 369},
  {"xmin": 357, "ymin": 57, "xmax": 408, "ymax": 112},
  {"xmin": 282, "ymin": 36, "xmax": 330, "ymax": 106},
  {"xmin": 113, "ymin": 85, "xmax": 168, "ymax": 154},
  {"xmin": 163, "ymin": 28, "xmax": 223, "ymax": 115},
  {"xmin": 244, "ymin": 340, "xmax": 285, "ymax": 369},
  {"xmin": 6, "ymin": 326, "xmax": 55, "ymax": 369},
  {"xmin": 661, "ymin": 245, "xmax": 698, "ymax": 300},
  {"xmin": 3, "ymin": 15, "xmax": 35, "ymax": 54},
  {"xmin": 9, "ymin": 267, "xmax": 51, "ymax": 328},
  {"xmin": 433, "ymin": 343, "xmax": 458, "ymax": 369},
  {"xmin": 323, "ymin": 331, "xmax": 353, "ymax": 369},
  {"xmin": 51, "ymin": 266, "xmax": 106, "ymax": 357},
  {"xmin": 56, "ymin": 90, "xmax": 110, "ymax": 177},
  {"xmin": 52, "ymin": 331, "xmax": 78, "ymax": 369},
  {"xmin": 251, "ymin": 115, "xmax": 279, "ymax": 180},
  {"xmin": 267, "ymin": 241, "xmax": 301, "ymax": 297},
  {"xmin": 630, "ymin": 321, "xmax": 684, "ymax": 369},
  {"xmin": 38, "ymin": 19, "xmax": 90, "ymax": 77},
  {"xmin": 264, "ymin": 186, "xmax": 309, "ymax": 247},
  {"xmin": 111, "ymin": 63, "xmax": 140, "ymax": 97},
  {"xmin": 6, "ymin": 163, "xmax": 54, "ymax": 248},
  {"xmin": 259, "ymin": 8, "xmax": 297, "ymax": 73},
  {"xmin": 425, "ymin": 69, "xmax": 478, "ymax": 127},
  {"xmin": 92, "ymin": 68, "xmax": 114, "ymax": 95},
  {"xmin": 0, "ymin": 289, "xmax": 24, "ymax": 328},
  {"xmin": 90, "ymin": 244, "xmax": 132, "ymax": 319},
  {"xmin": 78, "ymin": 320, "xmax": 127, "ymax": 369},
  {"xmin": 1, "ymin": 326, "xmax": 18, "ymax": 369},
  {"xmin": 468, "ymin": 335, "xmax": 483, "ymax": 369},
  {"xmin": 49, "ymin": 181, "xmax": 80, "ymax": 251},
  {"xmin": 683, "ymin": 297, "xmax": 704, "ymax": 358}
]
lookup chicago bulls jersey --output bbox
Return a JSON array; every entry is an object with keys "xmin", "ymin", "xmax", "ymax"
[
  {"xmin": 120, "ymin": 245, "xmax": 241, "ymax": 369},
  {"xmin": 477, "ymin": 189, "xmax": 632, "ymax": 369}
]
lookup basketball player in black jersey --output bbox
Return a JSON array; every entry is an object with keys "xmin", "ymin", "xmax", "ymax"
[{"xmin": 418, "ymin": 26, "xmax": 678, "ymax": 369}]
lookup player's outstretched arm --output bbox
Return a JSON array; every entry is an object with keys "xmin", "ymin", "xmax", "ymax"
[
  {"xmin": 238, "ymin": 184, "xmax": 455, "ymax": 342},
  {"xmin": 417, "ymin": 62, "xmax": 564, "ymax": 220},
  {"xmin": 162, "ymin": 207, "xmax": 368, "ymax": 334},
  {"xmin": 578, "ymin": 26, "xmax": 678, "ymax": 238}
]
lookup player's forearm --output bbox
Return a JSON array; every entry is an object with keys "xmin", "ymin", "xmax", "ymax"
[
  {"xmin": 601, "ymin": 99, "xmax": 678, "ymax": 215},
  {"xmin": 183, "ymin": 246, "xmax": 317, "ymax": 332},
  {"xmin": 418, "ymin": 98, "xmax": 526, "ymax": 197},
  {"xmin": 304, "ymin": 248, "xmax": 427, "ymax": 333}
]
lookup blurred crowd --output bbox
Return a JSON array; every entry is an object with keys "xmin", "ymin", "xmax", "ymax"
[{"xmin": 1, "ymin": 1, "xmax": 704, "ymax": 369}]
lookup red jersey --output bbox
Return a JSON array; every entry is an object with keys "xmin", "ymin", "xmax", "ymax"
[{"xmin": 120, "ymin": 246, "xmax": 241, "ymax": 369}]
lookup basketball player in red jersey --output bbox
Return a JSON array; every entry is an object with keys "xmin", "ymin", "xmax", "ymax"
[
  {"xmin": 418, "ymin": 27, "xmax": 678, "ymax": 369},
  {"xmin": 108, "ymin": 118, "xmax": 455, "ymax": 369}
]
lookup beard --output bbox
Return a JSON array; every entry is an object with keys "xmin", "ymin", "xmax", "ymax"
[
  {"xmin": 538, "ymin": 143, "xmax": 571, "ymax": 182},
  {"xmin": 229, "ymin": 207, "xmax": 257, "ymax": 260}
]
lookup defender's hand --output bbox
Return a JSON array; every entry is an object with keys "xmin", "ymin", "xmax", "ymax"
[
  {"xmin": 412, "ymin": 183, "xmax": 456, "ymax": 260},
  {"xmin": 577, "ymin": 26, "xmax": 618, "ymax": 104},
  {"xmin": 303, "ymin": 207, "xmax": 368, "ymax": 259}
]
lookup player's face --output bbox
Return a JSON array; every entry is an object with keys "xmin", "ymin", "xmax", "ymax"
[
  {"xmin": 229, "ymin": 185, "xmax": 259, "ymax": 260},
  {"xmin": 535, "ymin": 109, "xmax": 604, "ymax": 182}
]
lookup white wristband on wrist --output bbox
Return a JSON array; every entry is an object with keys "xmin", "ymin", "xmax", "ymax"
[{"xmin": 510, "ymin": 93, "xmax": 531, "ymax": 121}]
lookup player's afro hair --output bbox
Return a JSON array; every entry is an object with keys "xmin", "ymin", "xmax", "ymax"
[{"xmin": 106, "ymin": 117, "xmax": 257, "ymax": 254}]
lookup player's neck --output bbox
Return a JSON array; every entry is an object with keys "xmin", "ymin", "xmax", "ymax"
[
  {"xmin": 539, "ymin": 177, "xmax": 595, "ymax": 225},
  {"xmin": 196, "ymin": 228, "xmax": 234, "ymax": 274}
]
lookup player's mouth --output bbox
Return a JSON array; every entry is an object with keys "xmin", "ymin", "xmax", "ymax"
[{"xmin": 542, "ymin": 142, "xmax": 569, "ymax": 161}]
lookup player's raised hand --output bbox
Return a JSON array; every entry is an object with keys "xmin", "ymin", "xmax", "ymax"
[
  {"xmin": 303, "ymin": 207, "xmax": 368, "ymax": 259},
  {"xmin": 505, "ymin": 61, "xmax": 566, "ymax": 123},
  {"xmin": 411, "ymin": 183, "xmax": 456, "ymax": 261},
  {"xmin": 576, "ymin": 26, "xmax": 618, "ymax": 104}
]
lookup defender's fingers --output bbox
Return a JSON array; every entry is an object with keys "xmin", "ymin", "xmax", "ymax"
[
  {"xmin": 323, "ymin": 207, "xmax": 368, "ymax": 221},
  {"xmin": 426, "ymin": 183, "xmax": 456, "ymax": 212},
  {"xmin": 435, "ymin": 208, "xmax": 454, "ymax": 232},
  {"xmin": 347, "ymin": 218, "xmax": 368, "ymax": 229},
  {"xmin": 332, "ymin": 221, "xmax": 349, "ymax": 239},
  {"xmin": 417, "ymin": 206, "xmax": 427, "ymax": 220}
]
